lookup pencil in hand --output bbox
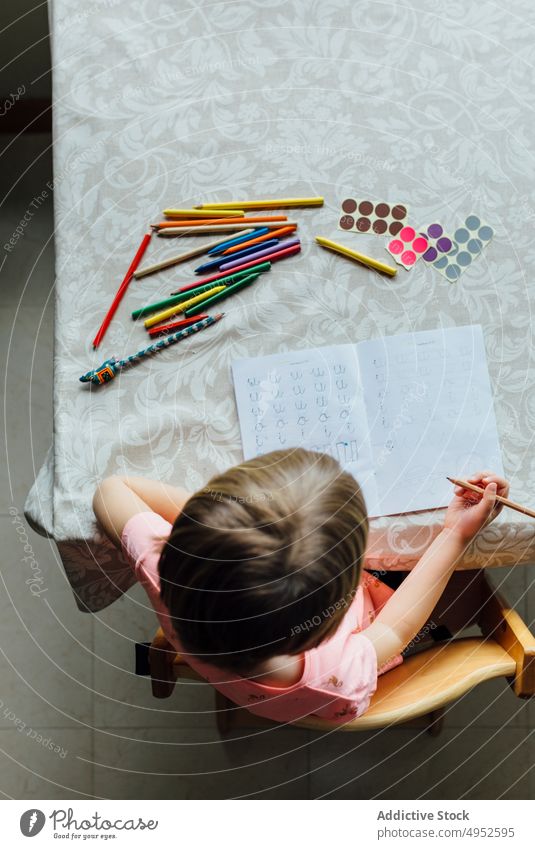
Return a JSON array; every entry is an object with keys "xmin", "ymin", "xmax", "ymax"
[{"xmin": 447, "ymin": 475, "xmax": 535, "ymax": 520}]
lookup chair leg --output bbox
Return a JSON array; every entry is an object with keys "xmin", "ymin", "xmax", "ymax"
[
  {"xmin": 426, "ymin": 707, "xmax": 445, "ymax": 737},
  {"xmin": 149, "ymin": 635, "xmax": 178, "ymax": 699}
]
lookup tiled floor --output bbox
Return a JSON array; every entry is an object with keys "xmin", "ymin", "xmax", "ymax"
[{"xmin": 0, "ymin": 134, "xmax": 533, "ymax": 800}]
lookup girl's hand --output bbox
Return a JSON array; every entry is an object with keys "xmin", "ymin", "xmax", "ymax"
[{"xmin": 443, "ymin": 471, "xmax": 510, "ymax": 546}]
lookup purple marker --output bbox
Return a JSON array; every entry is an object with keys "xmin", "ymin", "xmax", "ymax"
[{"xmin": 219, "ymin": 238, "xmax": 301, "ymax": 272}]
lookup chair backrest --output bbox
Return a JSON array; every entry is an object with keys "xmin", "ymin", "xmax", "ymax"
[
  {"xmin": 152, "ymin": 573, "xmax": 535, "ymax": 730},
  {"xmin": 290, "ymin": 638, "xmax": 515, "ymax": 730}
]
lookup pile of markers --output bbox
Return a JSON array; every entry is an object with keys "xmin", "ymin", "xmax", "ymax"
[{"xmin": 81, "ymin": 197, "xmax": 322, "ymax": 386}]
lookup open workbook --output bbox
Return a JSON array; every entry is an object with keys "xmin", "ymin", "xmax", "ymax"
[{"xmin": 231, "ymin": 324, "xmax": 503, "ymax": 517}]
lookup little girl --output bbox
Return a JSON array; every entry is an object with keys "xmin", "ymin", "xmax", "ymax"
[{"xmin": 93, "ymin": 449, "xmax": 508, "ymax": 723}]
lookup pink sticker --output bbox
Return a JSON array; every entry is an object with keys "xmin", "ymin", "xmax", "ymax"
[
  {"xmin": 399, "ymin": 226, "xmax": 416, "ymax": 241},
  {"xmin": 386, "ymin": 222, "xmax": 428, "ymax": 271},
  {"xmin": 401, "ymin": 250, "xmax": 416, "ymax": 265},
  {"xmin": 388, "ymin": 239, "xmax": 403, "ymax": 255},
  {"xmin": 413, "ymin": 237, "xmax": 428, "ymax": 253}
]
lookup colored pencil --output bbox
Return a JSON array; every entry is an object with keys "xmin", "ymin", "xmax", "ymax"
[
  {"xmin": 219, "ymin": 239, "xmax": 301, "ymax": 272},
  {"xmin": 194, "ymin": 198, "xmax": 324, "ymax": 210},
  {"xmin": 147, "ymin": 315, "xmax": 209, "ymax": 337},
  {"xmin": 446, "ymin": 478, "xmax": 535, "ymax": 520},
  {"xmin": 158, "ymin": 221, "xmax": 297, "ymax": 236},
  {"xmin": 132, "ymin": 230, "xmax": 257, "ymax": 279},
  {"xmin": 92, "ymin": 230, "xmax": 152, "ymax": 349},
  {"xmin": 184, "ymin": 272, "xmax": 262, "ymax": 317},
  {"xmin": 163, "ymin": 209, "xmax": 243, "ymax": 218},
  {"xmin": 80, "ymin": 314, "xmax": 224, "ymax": 385},
  {"xmin": 315, "ymin": 236, "xmax": 397, "ymax": 277},
  {"xmin": 207, "ymin": 228, "xmax": 269, "ymax": 255},
  {"xmin": 170, "ymin": 260, "xmax": 272, "ymax": 295},
  {"xmin": 144, "ymin": 286, "xmax": 226, "ymax": 328},
  {"xmin": 194, "ymin": 239, "xmax": 279, "ymax": 274},
  {"xmin": 220, "ymin": 225, "xmax": 297, "ymax": 255},
  {"xmin": 132, "ymin": 281, "xmax": 224, "ymax": 320},
  {"xmin": 155, "ymin": 215, "xmax": 288, "ymax": 228}
]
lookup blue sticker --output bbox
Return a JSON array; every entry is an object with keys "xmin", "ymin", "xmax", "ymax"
[{"xmin": 465, "ymin": 214, "xmax": 481, "ymax": 230}]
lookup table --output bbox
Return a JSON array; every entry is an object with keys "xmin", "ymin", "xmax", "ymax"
[{"xmin": 25, "ymin": 0, "xmax": 535, "ymax": 612}]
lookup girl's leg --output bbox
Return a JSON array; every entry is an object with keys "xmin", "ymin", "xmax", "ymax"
[{"xmin": 427, "ymin": 569, "xmax": 487, "ymax": 634}]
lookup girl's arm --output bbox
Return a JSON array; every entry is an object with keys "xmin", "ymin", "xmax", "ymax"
[
  {"xmin": 93, "ymin": 476, "xmax": 191, "ymax": 547},
  {"xmin": 364, "ymin": 471, "xmax": 510, "ymax": 667}
]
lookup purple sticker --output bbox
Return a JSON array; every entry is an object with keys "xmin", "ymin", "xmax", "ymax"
[
  {"xmin": 436, "ymin": 237, "xmax": 452, "ymax": 253},
  {"xmin": 423, "ymin": 246, "xmax": 438, "ymax": 262},
  {"xmin": 427, "ymin": 223, "xmax": 443, "ymax": 239}
]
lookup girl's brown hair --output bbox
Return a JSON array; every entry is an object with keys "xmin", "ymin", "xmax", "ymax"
[{"xmin": 159, "ymin": 448, "xmax": 368, "ymax": 674}]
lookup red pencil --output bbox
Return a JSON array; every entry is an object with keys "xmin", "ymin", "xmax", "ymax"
[
  {"xmin": 147, "ymin": 315, "xmax": 209, "ymax": 337},
  {"xmin": 92, "ymin": 231, "xmax": 152, "ymax": 349}
]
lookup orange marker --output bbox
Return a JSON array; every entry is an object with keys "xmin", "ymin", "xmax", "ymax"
[{"xmin": 222, "ymin": 225, "xmax": 297, "ymax": 255}]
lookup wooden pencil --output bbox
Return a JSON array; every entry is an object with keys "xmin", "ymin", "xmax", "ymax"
[
  {"xmin": 133, "ymin": 230, "xmax": 256, "ymax": 278},
  {"xmin": 447, "ymin": 477, "xmax": 535, "ymax": 520}
]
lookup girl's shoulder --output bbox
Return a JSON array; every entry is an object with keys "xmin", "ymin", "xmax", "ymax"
[{"xmin": 121, "ymin": 510, "xmax": 172, "ymax": 581}]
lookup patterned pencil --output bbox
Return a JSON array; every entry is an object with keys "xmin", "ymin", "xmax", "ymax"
[
  {"xmin": 147, "ymin": 315, "xmax": 209, "ymax": 337},
  {"xmin": 79, "ymin": 314, "xmax": 224, "ymax": 386}
]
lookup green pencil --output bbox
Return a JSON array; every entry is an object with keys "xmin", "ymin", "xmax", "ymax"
[
  {"xmin": 132, "ymin": 262, "xmax": 272, "ymax": 320},
  {"xmin": 184, "ymin": 271, "xmax": 262, "ymax": 317},
  {"xmin": 168, "ymin": 261, "xmax": 271, "ymax": 296},
  {"xmin": 131, "ymin": 281, "xmax": 220, "ymax": 320}
]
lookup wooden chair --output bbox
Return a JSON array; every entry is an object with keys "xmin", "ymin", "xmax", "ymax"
[{"xmin": 145, "ymin": 573, "xmax": 535, "ymax": 735}]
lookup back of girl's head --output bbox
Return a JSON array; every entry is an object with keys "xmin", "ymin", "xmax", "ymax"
[{"xmin": 159, "ymin": 448, "xmax": 368, "ymax": 673}]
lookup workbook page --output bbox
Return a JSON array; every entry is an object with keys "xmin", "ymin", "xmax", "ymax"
[
  {"xmin": 357, "ymin": 324, "xmax": 503, "ymax": 516},
  {"xmin": 231, "ymin": 344, "xmax": 380, "ymax": 515}
]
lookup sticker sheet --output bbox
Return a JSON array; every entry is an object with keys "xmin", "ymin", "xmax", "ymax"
[
  {"xmin": 386, "ymin": 225, "xmax": 429, "ymax": 270},
  {"xmin": 339, "ymin": 198, "xmax": 409, "ymax": 236},
  {"xmin": 426, "ymin": 215, "xmax": 494, "ymax": 282}
]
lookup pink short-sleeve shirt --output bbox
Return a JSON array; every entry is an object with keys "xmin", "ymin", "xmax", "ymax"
[{"xmin": 122, "ymin": 511, "xmax": 402, "ymax": 724}]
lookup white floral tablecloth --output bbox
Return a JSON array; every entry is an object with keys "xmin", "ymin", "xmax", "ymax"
[{"xmin": 25, "ymin": 0, "xmax": 535, "ymax": 611}]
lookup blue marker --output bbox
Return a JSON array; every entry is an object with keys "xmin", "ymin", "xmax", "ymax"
[
  {"xmin": 207, "ymin": 227, "xmax": 269, "ymax": 255},
  {"xmin": 195, "ymin": 238, "xmax": 279, "ymax": 274}
]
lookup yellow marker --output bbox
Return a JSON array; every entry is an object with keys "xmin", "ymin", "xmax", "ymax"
[
  {"xmin": 194, "ymin": 197, "xmax": 324, "ymax": 210},
  {"xmin": 315, "ymin": 236, "xmax": 397, "ymax": 277},
  {"xmin": 144, "ymin": 286, "xmax": 226, "ymax": 328},
  {"xmin": 163, "ymin": 208, "xmax": 244, "ymax": 218}
]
